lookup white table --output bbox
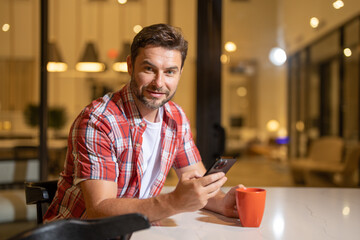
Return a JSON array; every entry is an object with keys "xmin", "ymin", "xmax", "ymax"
[{"xmin": 132, "ymin": 187, "xmax": 360, "ymax": 240}]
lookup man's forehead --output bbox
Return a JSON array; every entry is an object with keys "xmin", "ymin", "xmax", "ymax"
[{"xmin": 136, "ymin": 46, "xmax": 182, "ymax": 67}]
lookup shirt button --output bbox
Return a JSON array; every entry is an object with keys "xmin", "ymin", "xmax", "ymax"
[
  {"xmin": 139, "ymin": 122, "xmax": 145, "ymax": 127},
  {"xmin": 136, "ymin": 143, "xmax": 140, "ymax": 148}
]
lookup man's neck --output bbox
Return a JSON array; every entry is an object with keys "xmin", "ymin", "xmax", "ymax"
[
  {"xmin": 142, "ymin": 108, "xmax": 159, "ymax": 123},
  {"xmin": 133, "ymin": 97, "xmax": 159, "ymax": 123}
]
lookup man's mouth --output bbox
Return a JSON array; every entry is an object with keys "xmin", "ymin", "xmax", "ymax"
[{"xmin": 146, "ymin": 90, "xmax": 166, "ymax": 98}]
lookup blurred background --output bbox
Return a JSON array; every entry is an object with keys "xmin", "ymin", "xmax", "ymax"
[{"xmin": 0, "ymin": 0, "xmax": 359, "ymax": 237}]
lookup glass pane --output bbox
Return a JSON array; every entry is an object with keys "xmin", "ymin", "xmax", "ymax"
[
  {"xmin": 309, "ymin": 31, "xmax": 340, "ymax": 136},
  {"xmin": 45, "ymin": 0, "xmax": 197, "ymax": 177},
  {"xmin": 343, "ymin": 18, "xmax": 359, "ymax": 143},
  {"xmin": 222, "ymin": 0, "xmax": 284, "ymax": 158},
  {"xmin": 0, "ymin": 0, "xmax": 40, "ymax": 185}
]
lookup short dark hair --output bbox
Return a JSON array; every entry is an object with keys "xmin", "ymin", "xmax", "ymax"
[{"xmin": 130, "ymin": 23, "xmax": 188, "ymax": 69}]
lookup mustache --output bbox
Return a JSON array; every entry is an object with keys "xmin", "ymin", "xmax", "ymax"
[{"xmin": 146, "ymin": 85, "xmax": 168, "ymax": 94}]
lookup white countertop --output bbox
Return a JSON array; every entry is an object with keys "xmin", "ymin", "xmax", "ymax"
[{"xmin": 132, "ymin": 187, "xmax": 360, "ymax": 240}]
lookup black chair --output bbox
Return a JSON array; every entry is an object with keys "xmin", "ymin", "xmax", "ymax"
[
  {"xmin": 8, "ymin": 213, "xmax": 150, "ymax": 240},
  {"xmin": 25, "ymin": 180, "xmax": 58, "ymax": 224}
]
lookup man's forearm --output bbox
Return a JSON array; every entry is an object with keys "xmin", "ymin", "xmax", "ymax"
[{"xmin": 87, "ymin": 193, "xmax": 179, "ymax": 222}]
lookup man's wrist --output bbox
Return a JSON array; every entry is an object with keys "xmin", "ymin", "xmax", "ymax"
[
  {"xmin": 204, "ymin": 190, "xmax": 226, "ymax": 215},
  {"xmin": 156, "ymin": 192, "xmax": 179, "ymax": 217}
]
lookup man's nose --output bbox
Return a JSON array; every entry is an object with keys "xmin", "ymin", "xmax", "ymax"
[{"xmin": 153, "ymin": 72, "xmax": 164, "ymax": 88}]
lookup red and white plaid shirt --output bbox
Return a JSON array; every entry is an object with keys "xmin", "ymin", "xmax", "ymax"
[{"xmin": 44, "ymin": 84, "xmax": 201, "ymax": 221}]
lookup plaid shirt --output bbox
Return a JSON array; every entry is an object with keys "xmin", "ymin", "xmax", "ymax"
[{"xmin": 44, "ymin": 84, "xmax": 201, "ymax": 221}]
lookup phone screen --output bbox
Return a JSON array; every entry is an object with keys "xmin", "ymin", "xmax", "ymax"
[{"xmin": 203, "ymin": 157, "xmax": 237, "ymax": 176}]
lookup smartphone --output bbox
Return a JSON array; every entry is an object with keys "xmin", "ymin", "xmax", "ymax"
[{"xmin": 204, "ymin": 157, "xmax": 237, "ymax": 176}]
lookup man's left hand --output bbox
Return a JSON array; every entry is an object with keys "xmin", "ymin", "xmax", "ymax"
[{"xmin": 219, "ymin": 184, "xmax": 246, "ymax": 218}]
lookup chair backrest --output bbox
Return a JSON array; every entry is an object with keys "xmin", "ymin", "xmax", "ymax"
[
  {"xmin": 309, "ymin": 137, "xmax": 344, "ymax": 163},
  {"xmin": 8, "ymin": 213, "xmax": 150, "ymax": 240},
  {"xmin": 25, "ymin": 180, "xmax": 58, "ymax": 224}
]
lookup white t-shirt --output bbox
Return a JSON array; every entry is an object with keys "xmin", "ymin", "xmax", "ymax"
[{"xmin": 139, "ymin": 107, "xmax": 163, "ymax": 199}]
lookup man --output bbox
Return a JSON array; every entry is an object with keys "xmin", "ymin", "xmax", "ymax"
[{"xmin": 44, "ymin": 23, "xmax": 242, "ymax": 223}]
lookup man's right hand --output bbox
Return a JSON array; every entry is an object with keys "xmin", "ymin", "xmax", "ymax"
[{"xmin": 169, "ymin": 170, "xmax": 227, "ymax": 213}]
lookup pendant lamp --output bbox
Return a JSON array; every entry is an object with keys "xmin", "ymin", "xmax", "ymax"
[
  {"xmin": 47, "ymin": 42, "xmax": 68, "ymax": 72},
  {"xmin": 75, "ymin": 41, "xmax": 106, "ymax": 72},
  {"xmin": 113, "ymin": 42, "xmax": 131, "ymax": 73}
]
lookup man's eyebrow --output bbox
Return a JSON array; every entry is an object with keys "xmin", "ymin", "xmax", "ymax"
[
  {"xmin": 166, "ymin": 66, "xmax": 179, "ymax": 71},
  {"xmin": 142, "ymin": 60, "xmax": 156, "ymax": 68},
  {"xmin": 142, "ymin": 60, "xmax": 180, "ymax": 71}
]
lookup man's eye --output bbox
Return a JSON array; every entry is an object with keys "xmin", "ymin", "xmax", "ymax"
[
  {"xmin": 145, "ymin": 66, "xmax": 153, "ymax": 72},
  {"xmin": 166, "ymin": 70, "xmax": 175, "ymax": 75}
]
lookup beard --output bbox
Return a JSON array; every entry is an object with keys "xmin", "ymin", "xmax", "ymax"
[{"xmin": 130, "ymin": 75, "xmax": 176, "ymax": 110}]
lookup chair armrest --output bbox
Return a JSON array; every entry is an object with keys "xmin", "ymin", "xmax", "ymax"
[
  {"xmin": 25, "ymin": 180, "xmax": 58, "ymax": 205},
  {"xmin": 25, "ymin": 185, "xmax": 50, "ymax": 204}
]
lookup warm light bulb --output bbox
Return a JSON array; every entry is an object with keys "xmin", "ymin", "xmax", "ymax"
[
  {"xmin": 2, "ymin": 23, "xmax": 10, "ymax": 32},
  {"xmin": 310, "ymin": 17, "xmax": 320, "ymax": 28},
  {"xmin": 236, "ymin": 87, "xmax": 247, "ymax": 97},
  {"xmin": 269, "ymin": 47, "xmax": 287, "ymax": 66},
  {"xmin": 342, "ymin": 206, "xmax": 350, "ymax": 216},
  {"xmin": 266, "ymin": 120, "xmax": 280, "ymax": 132},
  {"xmin": 224, "ymin": 42, "xmax": 237, "ymax": 52},
  {"xmin": 133, "ymin": 25, "xmax": 142, "ymax": 34},
  {"xmin": 343, "ymin": 48, "xmax": 352, "ymax": 57},
  {"xmin": 117, "ymin": 0, "xmax": 127, "ymax": 4},
  {"xmin": 113, "ymin": 62, "xmax": 128, "ymax": 72},
  {"xmin": 76, "ymin": 62, "xmax": 105, "ymax": 72},
  {"xmin": 333, "ymin": 0, "xmax": 344, "ymax": 9},
  {"xmin": 47, "ymin": 62, "xmax": 68, "ymax": 72},
  {"xmin": 220, "ymin": 54, "xmax": 229, "ymax": 64}
]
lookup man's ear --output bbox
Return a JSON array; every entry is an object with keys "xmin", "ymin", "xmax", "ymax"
[{"xmin": 127, "ymin": 55, "xmax": 132, "ymax": 75}]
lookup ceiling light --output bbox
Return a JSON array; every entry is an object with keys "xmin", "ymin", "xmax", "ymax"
[
  {"xmin": 113, "ymin": 42, "xmax": 131, "ymax": 73},
  {"xmin": 267, "ymin": 120, "xmax": 280, "ymax": 132},
  {"xmin": 344, "ymin": 48, "xmax": 352, "ymax": 57},
  {"xmin": 133, "ymin": 25, "xmax": 142, "ymax": 34},
  {"xmin": 310, "ymin": 17, "xmax": 320, "ymax": 28},
  {"xmin": 118, "ymin": 0, "xmax": 127, "ymax": 4},
  {"xmin": 225, "ymin": 42, "xmax": 237, "ymax": 52},
  {"xmin": 47, "ymin": 42, "xmax": 68, "ymax": 72},
  {"xmin": 236, "ymin": 87, "xmax": 247, "ymax": 97},
  {"xmin": 220, "ymin": 54, "xmax": 230, "ymax": 64},
  {"xmin": 333, "ymin": 0, "xmax": 344, "ymax": 9},
  {"xmin": 2, "ymin": 23, "xmax": 10, "ymax": 32},
  {"xmin": 269, "ymin": 47, "xmax": 287, "ymax": 66},
  {"xmin": 76, "ymin": 42, "xmax": 106, "ymax": 72}
]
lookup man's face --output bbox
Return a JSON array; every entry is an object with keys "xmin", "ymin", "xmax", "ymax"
[{"xmin": 128, "ymin": 46, "xmax": 183, "ymax": 110}]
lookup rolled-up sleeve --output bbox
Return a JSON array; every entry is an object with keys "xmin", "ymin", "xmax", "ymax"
[{"xmin": 72, "ymin": 112, "xmax": 118, "ymax": 183}]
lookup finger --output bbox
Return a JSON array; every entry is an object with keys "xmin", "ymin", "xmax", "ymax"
[
  {"xmin": 204, "ymin": 176, "xmax": 227, "ymax": 194},
  {"xmin": 200, "ymin": 172, "xmax": 225, "ymax": 186},
  {"xmin": 206, "ymin": 187, "xmax": 221, "ymax": 199}
]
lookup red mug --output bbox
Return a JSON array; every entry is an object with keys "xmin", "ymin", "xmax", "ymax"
[{"xmin": 236, "ymin": 188, "xmax": 266, "ymax": 227}]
